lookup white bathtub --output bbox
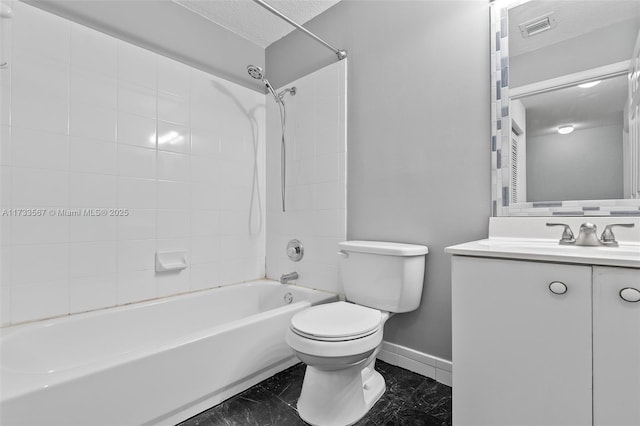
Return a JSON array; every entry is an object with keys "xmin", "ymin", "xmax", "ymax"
[{"xmin": 0, "ymin": 280, "xmax": 336, "ymax": 425}]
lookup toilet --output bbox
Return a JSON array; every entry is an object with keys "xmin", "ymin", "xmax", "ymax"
[{"xmin": 286, "ymin": 240, "xmax": 428, "ymax": 426}]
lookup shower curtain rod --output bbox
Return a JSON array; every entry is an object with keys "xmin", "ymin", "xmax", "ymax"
[{"xmin": 252, "ymin": 0, "xmax": 347, "ymax": 60}]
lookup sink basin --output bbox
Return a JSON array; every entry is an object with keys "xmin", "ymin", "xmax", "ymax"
[{"xmin": 447, "ymin": 238, "xmax": 640, "ymax": 268}]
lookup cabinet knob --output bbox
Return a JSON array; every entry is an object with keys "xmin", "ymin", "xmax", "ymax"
[
  {"xmin": 619, "ymin": 288, "xmax": 640, "ymax": 303},
  {"xmin": 549, "ymin": 281, "xmax": 568, "ymax": 295}
]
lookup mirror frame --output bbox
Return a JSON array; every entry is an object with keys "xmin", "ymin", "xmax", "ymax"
[{"xmin": 489, "ymin": 0, "xmax": 640, "ymax": 217}]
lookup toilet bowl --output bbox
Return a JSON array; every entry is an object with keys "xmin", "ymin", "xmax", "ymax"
[
  {"xmin": 286, "ymin": 302, "xmax": 389, "ymax": 426},
  {"xmin": 285, "ymin": 241, "xmax": 428, "ymax": 426}
]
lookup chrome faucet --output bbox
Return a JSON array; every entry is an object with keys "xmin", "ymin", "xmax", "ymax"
[
  {"xmin": 280, "ymin": 271, "xmax": 298, "ymax": 284},
  {"xmin": 546, "ymin": 222, "xmax": 635, "ymax": 247}
]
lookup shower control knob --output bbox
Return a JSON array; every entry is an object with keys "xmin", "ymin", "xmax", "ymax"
[{"xmin": 287, "ymin": 239, "xmax": 304, "ymax": 262}]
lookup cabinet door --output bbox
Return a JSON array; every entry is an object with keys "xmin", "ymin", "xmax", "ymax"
[
  {"xmin": 593, "ymin": 266, "xmax": 640, "ymax": 426},
  {"xmin": 452, "ymin": 257, "xmax": 592, "ymax": 426}
]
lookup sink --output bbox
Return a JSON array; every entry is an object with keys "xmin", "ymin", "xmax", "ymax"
[{"xmin": 447, "ymin": 238, "xmax": 640, "ymax": 268}]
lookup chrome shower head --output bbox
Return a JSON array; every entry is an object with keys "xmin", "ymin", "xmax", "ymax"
[{"xmin": 247, "ymin": 65, "xmax": 264, "ymax": 80}]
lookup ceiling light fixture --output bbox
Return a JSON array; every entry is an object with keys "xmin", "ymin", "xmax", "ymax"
[
  {"xmin": 558, "ymin": 125, "xmax": 574, "ymax": 135},
  {"xmin": 578, "ymin": 80, "xmax": 601, "ymax": 89}
]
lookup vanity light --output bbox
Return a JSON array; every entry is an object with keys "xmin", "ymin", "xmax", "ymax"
[
  {"xmin": 578, "ymin": 80, "xmax": 601, "ymax": 88},
  {"xmin": 558, "ymin": 125, "xmax": 574, "ymax": 135}
]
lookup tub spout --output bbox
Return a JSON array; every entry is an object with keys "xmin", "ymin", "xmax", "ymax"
[{"xmin": 280, "ymin": 272, "xmax": 298, "ymax": 284}]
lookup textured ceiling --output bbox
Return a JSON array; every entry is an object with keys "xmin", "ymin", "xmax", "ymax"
[
  {"xmin": 520, "ymin": 74, "xmax": 627, "ymax": 137},
  {"xmin": 172, "ymin": 0, "xmax": 341, "ymax": 48}
]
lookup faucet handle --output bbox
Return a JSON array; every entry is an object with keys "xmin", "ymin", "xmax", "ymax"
[
  {"xmin": 546, "ymin": 223, "xmax": 576, "ymax": 245},
  {"xmin": 600, "ymin": 223, "xmax": 635, "ymax": 247}
]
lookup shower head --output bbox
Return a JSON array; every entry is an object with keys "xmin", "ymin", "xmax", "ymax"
[
  {"xmin": 247, "ymin": 65, "xmax": 264, "ymax": 80},
  {"xmin": 247, "ymin": 64, "xmax": 281, "ymax": 103}
]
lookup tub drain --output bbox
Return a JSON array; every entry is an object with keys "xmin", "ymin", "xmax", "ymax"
[{"xmin": 284, "ymin": 292, "xmax": 293, "ymax": 304}]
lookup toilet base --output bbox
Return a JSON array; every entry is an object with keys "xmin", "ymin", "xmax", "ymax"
[{"xmin": 297, "ymin": 361, "xmax": 386, "ymax": 426}]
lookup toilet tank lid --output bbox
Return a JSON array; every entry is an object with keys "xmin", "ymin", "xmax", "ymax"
[{"xmin": 338, "ymin": 241, "xmax": 428, "ymax": 256}]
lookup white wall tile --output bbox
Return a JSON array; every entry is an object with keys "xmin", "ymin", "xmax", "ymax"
[
  {"xmin": 158, "ymin": 93, "xmax": 189, "ymax": 127},
  {"xmin": 0, "ymin": 285, "xmax": 11, "ymax": 326},
  {"xmin": 70, "ymin": 23, "xmax": 118, "ymax": 78},
  {"xmin": 69, "ymin": 274, "xmax": 117, "ymax": 314},
  {"xmin": 157, "ymin": 209, "xmax": 189, "ymax": 239},
  {"xmin": 70, "ymin": 103, "xmax": 117, "ymax": 143},
  {"xmin": 70, "ymin": 69, "xmax": 117, "ymax": 110},
  {"xmin": 11, "ymin": 168, "xmax": 69, "ymax": 207},
  {"xmin": 190, "ymin": 262, "xmax": 220, "ymax": 291},
  {"xmin": 190, "ymin": 210, "xmax": 219, "ymax": 236},
  {"xmin": 118, "ymin": 81, "xmax": 156, "ymax": 119},
  {"xmin": 70, "ymin": 173, "xmax": 117, "ymax": 208},
  {"xmin": 12, "ymin": 212, "xmax": 68, "ymax": 245},
  {"xmin": 1, "ymin": 126, "xmax": 10, "ymax": 166},
  {"xmin": 156, "ymin": 269, "xmax": 189, "ymax": 297},
  {"xmin": 116, "ymin": 209, "xmax": 156, "ymax": 240},
  {"xmin": 117, "ymin": 239, "xmax": 156, "ymax": 272},
  {"xmin": 11, "ymin": 280, "xmax": 69, "ymax": 323},
  {"xmin": 157, "ymin": 181, "xmax": 190, "ymax": 209},
  {"xmin": 191, "ymin": 128, "xmax": 220, "ymax": 157},
  {"xmin": 157, "ymin": 122, "xmax": 189, "ymax": 154},
  {"xmin": 11, "ymin": 127, "xmax": 69, "ymax": 170},
  {"xmin": 117, "ymin": 270, "xmax": 156, "ymax": 304},
  {"xmin": 157, "ymin": 151, "xmax": 189, "ymax": 182},
  {"xmin": 5, "ymin": 2, "xmax": 266, "ymax": 323},
  {"xmin": 117, "ymin": 112, "xmax": 157, "ymax": 149},
  {"xmin": 69, "ymin": 241, "xmax": 116, "ymax": 278},
  {"xmin": 117, "ymin": 145, "xmax": 156, "ymax": 179},
  {"xmin": 69, "ymin": 215, "xmax": 116, "ymax": 243},
  {"xmin": 12, "ymin": 1, "xmax": 69, "ymax": 65},
  {"xmin": 117, "ymin": 177, "xmax": 156, "ymax": 209},
  {"xmin": 190, "ymin": 236, "xmax": 221, "ymax": 264},
  {"xmin": 118, "ymin": 41, "xmax": 157, "ymax": 89},
  {"xmin": 11, "ymin": 56, "xmax": 68, "ymax": 135},
  {"xmin": 12, "ymin": 243, "xmax": 69, "ymax": 286},
  {"xmin": 69, "ymin": 137, "xmax": 117, "ymax": 175},
  {"xmin": 158, "ymin": 56, "xmax": 190, "ymax": 98}
]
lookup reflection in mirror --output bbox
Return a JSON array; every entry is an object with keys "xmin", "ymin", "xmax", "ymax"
[
  {"xmin": 511, "ymin": 73, "xmax": 626, "ymax": 203},
  {"xmin": 490, "ymin": 0, "xmax": 640, "ymax": 216}
]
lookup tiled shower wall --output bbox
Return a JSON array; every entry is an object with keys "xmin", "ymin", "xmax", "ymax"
[
  {"xmin": 265, "ymin": 61, "xmax": 346, "ymax": 295},
  {"xmin": 0, "ymin": 1, "xmax": 266, "ymax": 325}
]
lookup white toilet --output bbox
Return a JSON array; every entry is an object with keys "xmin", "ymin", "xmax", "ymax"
[{"xmin": 286, "ymin": 240, "xmax": 428, "ymax": 426}]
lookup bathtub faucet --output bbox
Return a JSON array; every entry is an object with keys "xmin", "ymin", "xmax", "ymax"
[{"xmin": 280, "ymin": 272, "xmax": 298, "ymax": 284}]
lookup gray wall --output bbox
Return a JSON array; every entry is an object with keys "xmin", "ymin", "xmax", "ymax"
[
  {"xmin": 25, "ymin": 0, "xmax": 266, "ymax": 92},
  {"xmin": 267, "ymin": 0, "xmax": 490, "ymax": 361},
  {"xmin": 527, "ymin": 125, "xmax": 624, "ymax": 202}
]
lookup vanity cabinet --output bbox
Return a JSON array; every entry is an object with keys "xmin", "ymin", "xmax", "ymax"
[
  {"xmin": 593, "ymin": 266, "xmax": 640, "ymax": 425},
  {"xmin": 452, "ymin": 256, "xmax": 640, "ymax": 426}
]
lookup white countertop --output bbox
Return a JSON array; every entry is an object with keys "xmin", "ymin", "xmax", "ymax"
[{"xmin": 445, "ymin": 238, "xmax": 640, "ymax": 269}]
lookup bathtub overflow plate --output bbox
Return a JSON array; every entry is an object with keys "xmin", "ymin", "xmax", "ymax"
[
  {"xmin": 284, "ymin": 292, "xmax": 293, "ymax": 304},
  {"xmin": 287, "ymin": 239, "xmax": 304, "ymax": 262}
]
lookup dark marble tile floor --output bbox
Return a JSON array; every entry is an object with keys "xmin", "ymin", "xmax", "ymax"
[{"xmin": 178, "ymin": 360, "xmax": 452, "ymax": 426}]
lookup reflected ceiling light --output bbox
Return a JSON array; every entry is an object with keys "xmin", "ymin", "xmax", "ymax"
[
  {"xmin": 557, "ymin": 125, "xmax": 574, "ymax": 135},
  {"xmin": 578, "ymin": 80, "xmax": 601, "ymax": 88}
]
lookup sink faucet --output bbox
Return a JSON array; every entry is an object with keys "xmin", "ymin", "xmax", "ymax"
[
  {"xmin": 280, "ymin": 271, "xmax": 298, "ymax": 284},
  {"xmin": 546, "ymin": 222, "xmax": 635, "ymax": 247}
]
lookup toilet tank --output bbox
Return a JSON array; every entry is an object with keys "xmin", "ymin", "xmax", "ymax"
[{"xmin": 338, "ymin": 241, "xmax": 428, "ymax": 313}]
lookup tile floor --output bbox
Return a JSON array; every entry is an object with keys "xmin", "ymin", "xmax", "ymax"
[{"xmin": 179, "ymin": 360, "xmax": 452, "ymax": 425}]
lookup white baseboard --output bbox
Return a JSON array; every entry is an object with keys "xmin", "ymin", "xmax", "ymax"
[{"xmin": 377, "ymin": 341, "xmax": 452, "ymax": 387}]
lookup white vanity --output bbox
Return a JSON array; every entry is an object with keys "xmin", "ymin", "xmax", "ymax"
[{"xmin": 446, "ymin": 217, "xmax": 640, "ymax": 426}]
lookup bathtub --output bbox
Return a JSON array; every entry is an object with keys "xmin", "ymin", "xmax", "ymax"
[{"xmin": 0, "ymin": 280, "xmax": 336, "ymax": 425}]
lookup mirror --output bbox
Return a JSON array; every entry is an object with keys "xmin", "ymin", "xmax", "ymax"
[{"xmin": 490, "ymin": 0, "xmax": 640, "ymax": 216}]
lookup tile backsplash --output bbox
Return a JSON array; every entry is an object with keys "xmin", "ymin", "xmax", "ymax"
[{"xmin": 0, "ymin": 1, "xmax": 266, "ymax": 325}]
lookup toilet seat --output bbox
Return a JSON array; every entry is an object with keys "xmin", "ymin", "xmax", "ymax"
[{"xmin": 290, "ymin": 301, "xmax": 382, "ymax": 342}]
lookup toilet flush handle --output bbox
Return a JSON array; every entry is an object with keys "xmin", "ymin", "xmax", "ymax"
[{"xmin": 337, "ymin": 250, "xmax": 349, "ymax": 259}]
